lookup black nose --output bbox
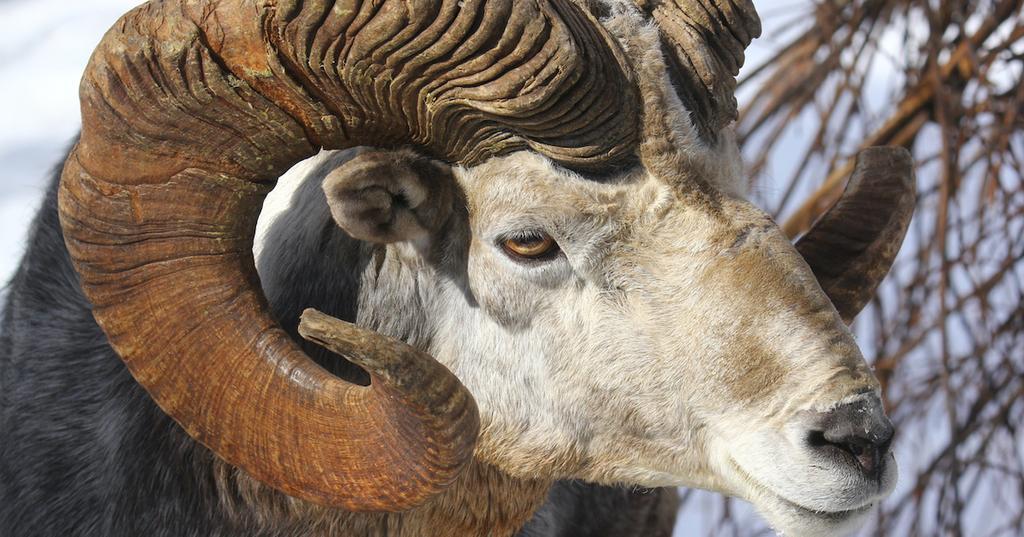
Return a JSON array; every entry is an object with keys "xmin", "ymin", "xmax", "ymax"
[{"xmin": 806, "ymin": 394, "xmax": 894, "ymax": 478}]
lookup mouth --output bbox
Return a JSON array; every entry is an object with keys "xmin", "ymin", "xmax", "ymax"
[
  {"xmin": 777, "ymin": 491, "xmax": 873, "ymax": 520},
  {"xmin": 726, "ymin": 456, "xmax": 880, "ymax": 533}
]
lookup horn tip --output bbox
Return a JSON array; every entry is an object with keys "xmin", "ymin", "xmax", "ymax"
[
  {"xmin": 856, "ymin": 146, "xmax": 914, "ymax": 178},
  {"xmin": 851, "ymin": 146, "xmax": 917, "ymax": 199}
]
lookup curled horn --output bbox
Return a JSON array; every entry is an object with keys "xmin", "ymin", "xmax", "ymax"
[
  {"xmin": 58, "ymin": 0, "xmax": 640, "ymax": 511},
  {"xmin": 632, "ymin": 0, "xmax": 762, "ymax": 144},
  {"xmin": 796, "ymin": 147, "xmax": 917, "ymax": 323},
  {"xmin": 630, "ymin": 2, "xmax": 913, "ymax": 322}
]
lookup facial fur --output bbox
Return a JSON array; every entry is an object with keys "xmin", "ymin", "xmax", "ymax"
[
  {"xmin": 259, "ymin": 145, "xmax": 894, "ymax": 537},
  {"xmin": 254, "ymin": 4, "xmax": 897, "ymax": 536}
]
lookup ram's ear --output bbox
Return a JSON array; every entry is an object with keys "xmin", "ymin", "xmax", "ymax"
[{"xmin": 323, "ymin": 150, "xmax": 455, "ymax": 244}]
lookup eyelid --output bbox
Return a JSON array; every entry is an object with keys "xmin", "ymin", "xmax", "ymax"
[
  {"xmin": 498, "ymin": 230, "xmax": 561, "ymax": 262},
  {"xmin": 504, "ymin": 229, "xmax": 547, "ymax": 241}
]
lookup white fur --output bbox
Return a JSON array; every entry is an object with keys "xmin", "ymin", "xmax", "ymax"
[{"xmin": 254, "ymin": 7, "xmax": 896, "ymax": 537}]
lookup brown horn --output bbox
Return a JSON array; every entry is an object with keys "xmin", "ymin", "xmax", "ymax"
[
  {"xmin": 795, "ymin": 147, "xmax": 917, "ymax": 324},
  {"xmin": 58, "ymin": 0, "xmax": 639, "ymax": 511},
  {"xmin": 632, "ymin": 0, "xmax": 762, "ymax": 144}
]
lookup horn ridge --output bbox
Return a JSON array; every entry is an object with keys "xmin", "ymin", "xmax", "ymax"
[
  {"xmin": 795, "ymin": 147, "xmax": 917, "ymax": 324},
  {"xmin": 635, "ymin": 0, "xmax": 762, "ymax": 143},
  {"xmin": 61, "ymin": 0, "xmax": 639, "ymax": 511}
]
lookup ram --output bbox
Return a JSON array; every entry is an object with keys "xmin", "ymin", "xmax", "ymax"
[{"xmin": 0, "ymin": 1, "xmax": 916, "ymax": 536}]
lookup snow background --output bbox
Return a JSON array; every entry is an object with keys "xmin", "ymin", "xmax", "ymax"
[
  {"xmin": 0, "ymin": 0, "xmax": 148, "ymax": 284},
  {"xmin": 0, "ymin": 1, "xmax": 904, "ymax": 535}
]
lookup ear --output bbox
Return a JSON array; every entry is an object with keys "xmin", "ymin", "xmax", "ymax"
[{"xmin": 323, "ymin": 149, "xmax": 455, "ymax": 244}]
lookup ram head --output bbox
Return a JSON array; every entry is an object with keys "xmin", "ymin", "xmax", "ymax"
[{"xmin": 58, "ymin": 0, "xmax": 914, "ymax": 535}]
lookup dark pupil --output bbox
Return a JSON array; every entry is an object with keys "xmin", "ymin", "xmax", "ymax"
[{"xmin": 517, "ymin": 235, "xmax": 545, "ymax": 247}]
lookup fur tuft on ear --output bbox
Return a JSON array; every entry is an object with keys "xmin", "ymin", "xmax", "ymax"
[{"xmin": 323, "ymin": 149, "xmax": 455, "ymax": 243}]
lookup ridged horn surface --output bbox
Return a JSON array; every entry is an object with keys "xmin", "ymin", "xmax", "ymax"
[
  {"xmin": 58, "ymin": 0, "xmax": 640, "ymax": 511},
  {"xmin": 796, "ymin": 147, "xmax": 917, "ymax": 323},
  {"xmin": 633, "ymin": 0, "xmax": 761, "ymax": 143}
]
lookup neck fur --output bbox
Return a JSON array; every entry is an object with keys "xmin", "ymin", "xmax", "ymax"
[{"xmin": 215, "ymin": 458, "xmax": 551, "ymax": 536}]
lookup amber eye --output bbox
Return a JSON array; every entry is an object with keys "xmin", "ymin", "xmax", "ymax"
[{"xmin": 501, "ymin": 232, "xmax": 560, "ymax": 261}]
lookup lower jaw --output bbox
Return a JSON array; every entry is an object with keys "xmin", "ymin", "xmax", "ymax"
[
  {"xmin": 726, "ymin": 457, "xmax": 876, "ymax": 532},
  {"xmin": 780, "ymin": 494, "xmax": 872, "ymax": 520},
  {"xmin": 768, "ymin": 501, "xmax": 874, "ymax": 537}
]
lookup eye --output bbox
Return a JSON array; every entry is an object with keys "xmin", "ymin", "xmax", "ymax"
[{"xmin": 500, "ymin": 231, "xmax": 560, "ymax": 261}]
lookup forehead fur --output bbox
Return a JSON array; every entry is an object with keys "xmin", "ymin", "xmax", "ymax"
[
  {"xmin": 458, "ymin": 152, "xmax": 666, "ymax": 218},
  {"xmin": 455, "ymin": 151, "xmax": 683, "ymax": 274},
  {"xmin": 594, "ymin": 0, "xmax": 746, "ymax": 196}
]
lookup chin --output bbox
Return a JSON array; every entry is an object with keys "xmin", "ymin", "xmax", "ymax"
[
  {"xmin": 729, "ymin": 451, "xmax": 898, "ymax": 537},
  {"xmin": 757, "ymin": 494, "xmax": 876, "ymax": 537}
]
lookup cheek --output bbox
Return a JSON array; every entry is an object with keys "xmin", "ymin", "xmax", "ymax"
[
  {"xmin": 573, "ymin": 289, "xmax": 726, "ymax": 435},
  {"xmin": 429, "ymin": 294, "xmax": 582, "ymax": 476},
  {"xmin": 551, "ymin": 295, "xmax": 681, "ymax": 431},
  {"xmin": 466, "ymin": 240, "xmax": 544, "ymax": 329}
]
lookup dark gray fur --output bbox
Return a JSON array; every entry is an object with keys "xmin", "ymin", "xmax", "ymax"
[{"xmin": 0, "ymin": 144, "xmax": 677, "ymax": 536}]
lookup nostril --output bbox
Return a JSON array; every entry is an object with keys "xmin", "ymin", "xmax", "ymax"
[
  {"xmin": 805, "ymin": 395, "xmax": 895, "ymax": 478},
  {"xmin": 802, "ymin": 430, "xmax": 884, "ymax": 475},
  {"xmin": 806, "ymin": 430, "xmax": 886, "ymax": 476},
  {"xmin": 847, "ymin": 440, "xmax": 881, "ymax": 476},
  {"xmin": 806, "ymin": 429, "xmax": 829, "ymax": 449}
]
